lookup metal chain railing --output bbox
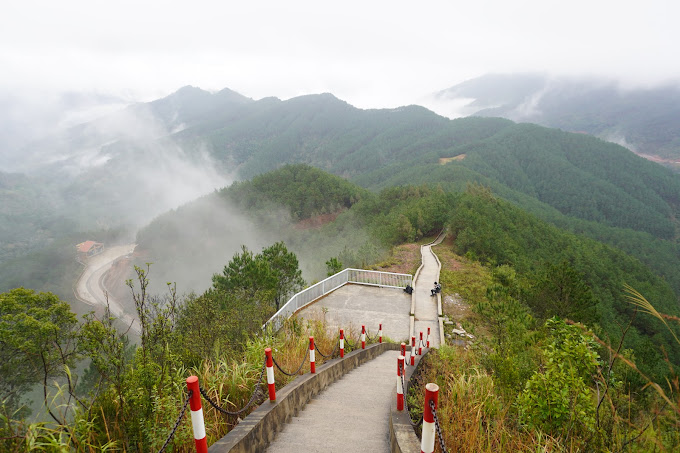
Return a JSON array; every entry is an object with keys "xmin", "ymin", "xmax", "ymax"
[
  {"xmin": 400, "ymin": 364, "xmax": 423, "ymax": 427},
  {"xmin": 344, "ymin": 335, "xmax": 356, "ymax": 349},
  {"xmin": 200, "ymin": 358, "xmax": 267, "ymax": 416},
  {"xmin": 429, "ymin": 399, "xmax": 448, "ymax": 453},
  {"xmin": 366, "ymin": 331, "xmax": 380, "ymax": 343},
  {"xmin": 157, "ymin": 390, "xmax": 192, "ymax": 453},
  {"xmin": 315, "ymin": 339, "xmax": 339, "ymax": 359},
  {"xmin": 272, "ymin": 348, "xmax": 310, "ymax": 376},
  {"xmin": 156, "ymin": 325, "xmax": 375, "ymax": 453}
]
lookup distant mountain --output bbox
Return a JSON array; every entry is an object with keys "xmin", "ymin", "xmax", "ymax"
[
  {"xmin": 12, "ymin": 85, "xmax": 680, "ymax": 241},
  {"xmin": 8, "ymin": 85, "xmax": 680, "ymax": 301},
  {"xmin": 425, "ymin": 74, "xmax": 680, "ymax": 166}
]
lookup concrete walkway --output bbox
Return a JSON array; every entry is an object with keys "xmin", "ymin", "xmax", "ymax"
[
  {"xmin": 266, "ymin": 350, "xmax": 400, "ymax": 453},
  {"xmin": 413, "ymin": 240, "xmax": 444, "ymax": 348},
  {"xmin": 263, "ymin": 238, "xmax": 444, "ymax": 452},
  {"xmin": 297, "ymin": 284, "xmax": 411, "ymax": 344}
]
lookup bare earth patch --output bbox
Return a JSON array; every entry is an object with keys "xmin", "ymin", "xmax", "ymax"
[
  {"xmin": 374, "ymin": 243, "xmax": 421, "ymax": 275},
  {"xmin": 434, "ymin": 236, "xmax": 463, "ymax": 271},
  {"xmin": 442, "ymin": 293, "xmax": 472, "ymax": 323},
  {"xmin": 294, "ymin": 210, "xmax": 344, "ymax": 230},
  {"xmin": 438, "ymin": 154, "xmax": 466, "ymax": 164}
]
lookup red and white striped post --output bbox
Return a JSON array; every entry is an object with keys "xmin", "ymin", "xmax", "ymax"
[
  {"xmin": 185, "ymin": 376, "xmax": 208, "ymax": 453},
  {"xmin": 361, "ymin": 325, "xmax": 366, "ymax": 349},
  {"xmin": 410, "ymin": 336, "xmax": 416, "ymax": 366},
  {"xmin": 419, "ymin": 331, "xmax": 423, "ymax": 355},
  {"xmin": 309, "ymin": 336, "xmax": 316, "ymax": 374},
  {"xmin": 339, "ymin": 329, "xmax": 345, "ymax": 358},
  {"xmin": 400, "ymin": 342, "xmax": 406, "ymax": 357},
  {"xmin": 396, "ymin": 355, "xmax": 405, "ymax": 411},
  {"xmin": 378, "ymin": 323, "xmax": 383, "ymax": 343},
  {"xmin": 265, "ymin": 348, "xmax": 276, "ymax": 402},
  {"xmin": 421, "ymin": 383, "xmax": 440, "ymax": 453},
  {"xmin": 427, "ymin": 327, "xmax": 431, "ymax": 348}
]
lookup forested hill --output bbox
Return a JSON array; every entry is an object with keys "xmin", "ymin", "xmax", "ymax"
[
  {"xmin": 156, "ymin": 89, "xmax": 680, "ymax": 240},
  {"xmin": 135, "ymin": 165, "xmax": 374, "ymax": 293},
  {"xmin": 8, "ymin": 86, "xmax": 680, "ymax": 308},
  {"xmin": 175, "ymin": 93, "xmax": 514, "ymax": 179},
  {"xmin": 428, "ymin": 73, "xmax": 680, "ymax": 163},
  {"xmin": 16, "ymin": 85, "xmax": 680, "ymax": 245},
  {"xmin": 135, "ymin": 165, "xmax": 680, "ymax": 380},
  {"xmin": 355, "ymin": 123, "xmax": 680, "ymax": 239}
]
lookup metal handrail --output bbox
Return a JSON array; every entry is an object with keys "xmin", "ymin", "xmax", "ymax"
[{"xmin": 263, "ymin": 268, "xmax": 412, "ymax": 330}]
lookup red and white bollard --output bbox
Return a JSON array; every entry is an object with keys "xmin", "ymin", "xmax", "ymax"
[
  {"xmin": 309, "ymin": 336, "xmax": 316, "ymax": 374},
  {"xmin": 361, "ymin": 325, "xmax": 366, "ymax": 349},
  {"xmin": 396, "ymin": 355, "xmax": 405, "ymax": 411},
  {"xmin": 185, "ymin": 376, "xmax": 208, "ymax": 453},
  {"xmin": 379, "ymin": 323, "xmax": 383, "ymax": 343},
  {"xmin": 340, "ymin": 329, "xmax": 345, "ymax": 358},
  {"xmin": 427, "ymin": 327, "xmax": 431, "ymax": 348},
  {"xmin": 410, "ymin": 336, "xmax": 416, "ymax": 366},
  {"xmin": 400, "ymin": 342, "xmax": 406, "ymax": 357},
  {"xmin": 421, "ymin": 383, "xmax": 440, "ymax": 453},
  {"xmin": 419, "ymin": 331, "xmax": 423, "ymax": 355},
  {"xmin": 265, "ymin": 348, "xmax": 276, "ymax": 402}
]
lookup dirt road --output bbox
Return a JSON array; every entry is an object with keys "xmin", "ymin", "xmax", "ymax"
[{"xmin": 74, "ymin": 243, "xmax": 139, "ymax": 332}]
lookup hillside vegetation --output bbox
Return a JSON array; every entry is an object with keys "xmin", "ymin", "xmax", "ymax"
[
  {"xmin": 138, "ymin": 166, "xmax": 680, "ymax": 380},
  {"xmin": 9, "ymin": 88, "xmax": 680, "ymax": 304},
  {"xmin": 3, "ymin": 86, "xmax": 680, "ymax": 451},
  {"xmin": 3, "ymin": 164, "xmax": 680, "ymax": 451}
]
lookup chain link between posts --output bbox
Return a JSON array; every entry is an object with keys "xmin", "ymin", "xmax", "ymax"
[
  {"xmin": 366, "ymin": 330, "xmax": 379, "ymax": 343},
  {"xmin": 315, "ymin": 338, "xmax": 340, "ymax": 359},
  {"xmin": 272, "ymin": 347, "xmax": 310, "ymax": 376},
  {"xmin": 157, "ymin": 390, "xmax": 192, "ymax": 453},
  {"xmin": 158, "ymin": 324, "xmax": 381, "ymax": 453},
  {"xmin": 429, "ymin": 399, "xmax": 449, "ymax": 453},
  {"xmin": 200, "ymin": 358, "xmax": 267, "ymax": 416}
]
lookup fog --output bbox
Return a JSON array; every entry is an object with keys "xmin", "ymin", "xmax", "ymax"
[
  {"xmin": 136, "ymin": 194, "xmax": 276, "ymax": 295},
  {"xmin": 134, "ymin": 188, "xmax": 361, "ymax": 299},
  {"xmin": 3, "ymin": 0, "xmax": 679, "ymax": 308},
  {"xmin": 3, "ymin": 1, "xmax": 680, "ymax": 112},
  {"xmin": 4, "ymin": 97, "xmax": 232, "ymax": 234}
]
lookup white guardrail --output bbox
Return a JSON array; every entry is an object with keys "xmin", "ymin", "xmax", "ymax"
[{"xmin": 264, "ymin": 268, "xmax": 413, "ymax": 330}]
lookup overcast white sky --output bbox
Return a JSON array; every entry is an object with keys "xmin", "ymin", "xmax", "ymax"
[{"xmin": 2, "ymin": 0, "xmax": 679, "ymax": 109}]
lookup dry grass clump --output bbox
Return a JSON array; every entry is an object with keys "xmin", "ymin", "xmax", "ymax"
[{"xmin": 410, "ymin": 346, "xmax": 565, "ymax": 452}]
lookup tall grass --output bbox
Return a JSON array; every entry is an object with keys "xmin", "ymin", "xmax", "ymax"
[
  {"xmin": 408, "ymin": 283, "xmax": 680, "ymax": 453},
  {"xmin": 410, "ymin": 346, "xmax": 566, "ymax": 452},
  {"xmin": 183, "ymin": 315, "xmax": 344, "ymax": 450}
]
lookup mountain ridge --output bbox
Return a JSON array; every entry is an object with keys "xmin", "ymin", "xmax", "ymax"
[{"xmin": 428, "ymin": 73, "xmax": 680, "ymax": 164}]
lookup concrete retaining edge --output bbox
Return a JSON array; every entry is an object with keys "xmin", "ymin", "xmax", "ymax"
[
  {"xmin": 389, "ymin": 348, "xmax": 430, "ymax": 453},
  {"xmin": 430, "ymin": 233, "xmax": 446, "ymax": 345},
  {"xmin": 438, "ymin": 316, "xmax": 445, "ymax": 346},
  {"xmin": 411, "ymin": 249, "xmax": 422, "ymax": 316},
  {"xmin": 208, "ymin": 341, "xmax": 401, "ymax": 453}
]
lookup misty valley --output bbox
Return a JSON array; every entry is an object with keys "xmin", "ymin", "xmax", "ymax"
[{"xmin": 2, "ymin": 81, "xmax": 680, "ymax": 451}]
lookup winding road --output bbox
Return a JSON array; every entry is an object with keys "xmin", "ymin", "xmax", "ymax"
[{"xmin": 74, "ymin": 243, "xmax": 139, "ymax": 332}]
